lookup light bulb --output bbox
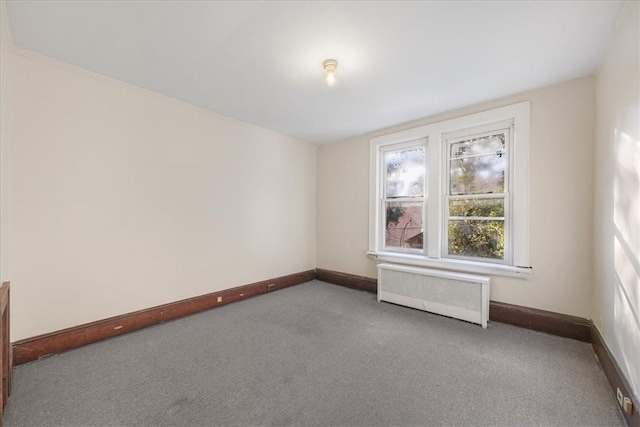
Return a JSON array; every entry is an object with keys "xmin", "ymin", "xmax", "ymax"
[
  {"xmin": 325, "ymin": 71, "xmax": 335, "ymax": 86},
  {"xmin": 322, "ymin": 59, "xmax": 337, "ymax": 86}
]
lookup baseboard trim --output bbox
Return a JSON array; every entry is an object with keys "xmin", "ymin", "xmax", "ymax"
[
  {"xmin": 592, "ymin": 325, "xmax": 639, "ymax": 427},
  {"xmin": 488, "ymin": 301, "xmax": 592, "ymax": 342},
  {"xmin": 12, "ymin": 270, "xmax": 316, "ymax": 366},
  {"xmin": 315, "ymin": 268, "xmax": 377, "ymax": 293}
]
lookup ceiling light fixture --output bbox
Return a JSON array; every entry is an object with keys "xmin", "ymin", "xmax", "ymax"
[{"xmin": 323, "ymin": 59, "xmax": 337, "ymax": 86}]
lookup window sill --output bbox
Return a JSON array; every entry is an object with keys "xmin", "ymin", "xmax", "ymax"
[{"xmin": 366, "ymin": 251, "xmax": 531, "ymax": 279}]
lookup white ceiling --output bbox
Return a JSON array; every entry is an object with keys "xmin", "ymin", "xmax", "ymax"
[{"xmin": 5, "ymin": 1, "xmax": 623, "ymax": 144}]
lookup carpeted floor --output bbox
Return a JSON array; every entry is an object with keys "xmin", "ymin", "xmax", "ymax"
[{"xmin": 4, "ymin": 280, "xmax": 624, "ymax": 426}]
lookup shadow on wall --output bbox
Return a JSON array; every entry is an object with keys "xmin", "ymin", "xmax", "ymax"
[{"xmin": 612, "ymin": 119, "xmax": 640, "ymax": 396}]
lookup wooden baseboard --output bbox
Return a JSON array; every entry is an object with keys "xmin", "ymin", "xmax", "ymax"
[
  {"xmin": 315, "ymin": 268, "xmax": 377, "ymax": 293},
  {"xmin": 12, "ymin": 270, "xmax": 315, "ymax": 366},
  {"xmin": 592, "ymin": 325, "xmax": 639, "ymax": 427},
  {"xmin": 488, "ymin": 301, "xmax": 593, "ymax": 342}
]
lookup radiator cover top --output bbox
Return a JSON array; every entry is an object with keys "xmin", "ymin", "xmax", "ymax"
[{"xmin": 377, "ymin": 263, "xmax": 490, "ymax": 328}]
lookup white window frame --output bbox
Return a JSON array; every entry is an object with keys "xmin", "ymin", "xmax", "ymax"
[
  {"xmin": 443, "ymin": 120, "xmax": 512, "ymax": 265},
  {"xmin": 368, "ymin": 101, "xmax": 531, "ymax": 278},
  {"xmin": 379, "ymin": 138, "xmax": 428, "ymax": 254}
]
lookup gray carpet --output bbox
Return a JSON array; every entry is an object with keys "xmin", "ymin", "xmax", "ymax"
[{"xmin": 4, "ymin": 280, "xmax": 624, "ymax": 426}]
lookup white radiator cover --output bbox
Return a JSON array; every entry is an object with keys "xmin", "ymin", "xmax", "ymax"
[{"xmin": 377, "ymin": 263, "xmax": 490, "ymax": 328}]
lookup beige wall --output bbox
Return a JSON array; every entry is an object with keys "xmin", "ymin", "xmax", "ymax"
[
  {"xmin": 318, "ymin": 76, "xmax": 596, "ymax": 318},
  {"xmin": 593, "ymin": 0, "xmax": 639, "ymax": 399},
  {"xmin": 6, "ymin": 48, "xmax": 316, "ymax": 341}
]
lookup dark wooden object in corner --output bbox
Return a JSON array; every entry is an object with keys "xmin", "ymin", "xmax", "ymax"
[
  {"xmin": 0, "ymin": 282, "xmax": 11, "ymax": 423},
  {"xmin": 12, "ymin": 271, "xmax": 315, "ymax": 366}
]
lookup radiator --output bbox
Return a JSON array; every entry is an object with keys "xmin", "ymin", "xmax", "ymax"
[{"xmin": 377, "ymin": 263, "xmax": 490, "ymax": 328}]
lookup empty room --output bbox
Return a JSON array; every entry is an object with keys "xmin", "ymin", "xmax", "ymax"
[{"xmin": 0, "ymin": 0, "xmax": 638, "ymax": 426}]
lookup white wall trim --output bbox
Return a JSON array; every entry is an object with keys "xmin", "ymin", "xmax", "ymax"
[{"xmin": 368, "ymin": 251, "xmax": 531, "ymax": 279}]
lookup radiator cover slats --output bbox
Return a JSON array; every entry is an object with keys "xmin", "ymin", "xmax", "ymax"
[{"xmin": 377, "ymin": 263, "xmax": 490, "ymax": 328}]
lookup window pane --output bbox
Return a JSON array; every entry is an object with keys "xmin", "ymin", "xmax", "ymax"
[
  {"xmin": 448, "ymin": 219, "xmax": 504, "ymax": 259},
  {"xmin": 450, "ymin": 133, "xmax": 505, "ymax": 195},
  {"xmin": 449, "ymin": 198, "xmax": 504, "ymax": 217},
  {"xmin": 385, "ymin": 148, "xmax": 425, "ymax": 198},
  {"xmin": 450, "ymin": 133, "xmax": 505, "ymax": 159},
  {"xmin": 450, "ymin": 155, "xmax": 505, "ymax": 195},
  {"xmin": 385, "ymin": 202, "xmax": 423, "ymax": 249}
]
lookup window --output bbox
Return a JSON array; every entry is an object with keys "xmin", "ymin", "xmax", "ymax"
[
  {"xmin": 369, "ymin": 102, "xmax": 530, "ymax": 277},
  {"xmin": 445, "ymin": 121, "xmax": 511, "ymax": 263},
  {"xmin": 382, "ymin": 141, "xmax": 427, "ymax": 252}
]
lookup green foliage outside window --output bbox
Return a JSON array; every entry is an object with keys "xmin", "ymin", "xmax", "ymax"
[
  {"xmin": 448, "ymin": 198, "xmax": 504, "ymax": 259},
  {"xmin": 448, "ymin": 220, "xmax": 504, "ymax": 259}
]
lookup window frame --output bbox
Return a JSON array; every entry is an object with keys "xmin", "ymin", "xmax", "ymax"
[
  {"xmin": 368, "ymin": 101, "xmax": 531, "ymax": 278},
  {"xmin": 443, "ymin": 121, "xmax": 512, "ymax": 265},
  {"xmin": 379, "ymin": 138, "xmax": 428, "ymax": 254}
]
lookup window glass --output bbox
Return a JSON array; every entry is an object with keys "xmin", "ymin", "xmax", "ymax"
[
  {"xmin": 385, "ymin": 202, "xmax": 423, "ymax": 249},
  {"xmin": 449, "ymin": 133, "xmax": 505, "ymax": 195},
  {"xmin": 385, "ymin": 148, "xmax": 425, "ymax": 198},
  {"xmin": 449, "ymin": 199, "xmax": 504, "ymax": 217},
  {"xmin": 447, "ymin": 219, "xmax": 505, "ymax": 259}
]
